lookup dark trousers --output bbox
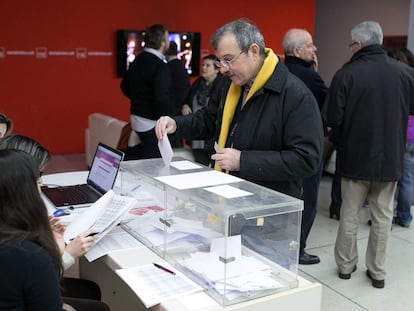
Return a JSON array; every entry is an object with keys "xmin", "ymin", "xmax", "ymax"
[
  {"xmin": 330, "ymin": 172, "xmax": 342, "ymax": 215},
  {"xmin": 300, "ymin": 162, "xmax": 323, "ymax": 254},
  {"xmin": 134, "ymin": 129, "xmax": 161, "ymax": 160}
]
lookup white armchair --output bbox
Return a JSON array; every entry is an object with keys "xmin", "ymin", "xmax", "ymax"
[{"xmin": 85, "ymin": 113, "xmax": 139, "ymax": 167}]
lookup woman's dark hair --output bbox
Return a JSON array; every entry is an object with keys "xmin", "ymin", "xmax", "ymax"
[
  {"xmin": 144, "ymin": 24, "xmax": 168, "ymax": 49},
  {"xmin": 203, "ymin": 54, "xmax": 220, "ymax": 69},
  {"xmin": 0, "ymin": 149, "xmax": 63, "ymax": 276},
  {"xmin": 0, "ymin": 134, "xmax": 51, "ymax": 171}
]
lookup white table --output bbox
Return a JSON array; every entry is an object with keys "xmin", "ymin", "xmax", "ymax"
[
  {"xmin": 80, "ymin": 247, "xmax": 322, "ymax": 311},
  {"xmin": 43, "ymin": 171, "xmax": 322, "ymax": 311}
]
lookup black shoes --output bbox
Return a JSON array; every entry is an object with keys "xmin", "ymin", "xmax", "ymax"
[
  {"xmin": 329, "ymin": 205, "xmax": 340, "ymax": 220},
  {"xmin": 299, "ymin": 251, "xmax": 320, "ymax": 265},
  {"xmin": 366, "ymin": 270, "xmax": 385, "ymax": 288},
  {"xmin": 338, "ymin": 265, "xmax": 357, "ymax": 279},
  {"xmin": 338, "ymin": 267, "xmax": 385, "ymax": 288}
]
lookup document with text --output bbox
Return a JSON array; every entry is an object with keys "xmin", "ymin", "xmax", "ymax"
[
  {"xmin": 116, "ymin": 263, "xmax": 202, "ymax": 308},
  {"xmin": 64, "ymin": 190, "xmax": 137, "ymax": 244}
]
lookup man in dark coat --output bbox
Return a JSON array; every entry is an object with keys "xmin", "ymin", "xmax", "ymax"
[
  {"xmin": 121, "ymin": 24, "xmax": 174, "ymax": 159},
  {"xmin": 156, "ymin": 19, "xmax": 324, "ymax": 200},
  {"xmin": 283, "ymin": 28, "xmax": 328, "ymax": 265},
  {"xmin": 155, "ymin": 18, "xmax": 324, "ymax": 268},
  {"xmin": 326, "ymin": 21, "xmax": 414, "ymax": 288},
  {"xmin": 166, "ymin": 41, "xmax": 190, "ymax": 117}
]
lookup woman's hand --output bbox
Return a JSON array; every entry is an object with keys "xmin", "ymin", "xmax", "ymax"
[
  {"xmin": 181, "ymin": 104, "xmax": 192, "ymax": 115},
  {"xmin": 49, "ymin": 216, "xmax": 66, "ymax": 254},
  {"xmin": 65, "ymin": 230, "xmax": 97, "ymax": 258}
]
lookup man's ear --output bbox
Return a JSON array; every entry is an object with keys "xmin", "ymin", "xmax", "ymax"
[
  {"xmin": 292, "ymin": 47, "xmax": 301, "ymax": 57},
  {"xmin": 249, "ymin": 43, "xmax": 261, "ymax": 60}
]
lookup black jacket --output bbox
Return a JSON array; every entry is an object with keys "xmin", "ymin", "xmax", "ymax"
[
  {"xmin": 284, "ymin": 56, "xmax": 328, "ymax": 111},
  {"xmin": 121, "ymin": 51, "xmax": 175, "ymax": 120},
  {"xmin": 327, "ymin": 44, "xmax": 414, "ymax": 181},
  {"xmin": 174, "ymin": 59, "xmax": 323, "ymax": 198},
  {"xmin": 168, "ymin": 58, "xmax": 190, "ymax": 115}
]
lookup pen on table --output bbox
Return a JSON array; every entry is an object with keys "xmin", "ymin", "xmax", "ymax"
[
  {"xmin": 70, "ymin": 232, "xmax": 99, "ymax": 241},
  {"xmin": 153, "ymin": 263, "xmax": 176, "ymax": 275}
]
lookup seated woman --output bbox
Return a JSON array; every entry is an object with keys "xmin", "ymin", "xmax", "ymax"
[
  {"xmin": 0, "ymin": 149, "xmax": 65, "ymax": 310},
  {"xmin": 0, "ymin": 134, "xmax": 110, "ymax": 311}
]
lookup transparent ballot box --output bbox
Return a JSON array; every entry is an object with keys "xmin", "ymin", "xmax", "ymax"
[{"xmin": 120, "ymin": 158, "xmax": 303, "ymax": 306}]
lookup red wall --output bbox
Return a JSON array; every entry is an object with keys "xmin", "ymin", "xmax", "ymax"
[{"xmin": 0, "ymin": 0, "xmax": 315, "ymax": 154}]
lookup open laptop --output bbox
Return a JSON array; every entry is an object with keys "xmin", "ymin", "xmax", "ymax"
[{"xmin": 41, "ymin": 143, "xmax": 124, "ymax": 208}]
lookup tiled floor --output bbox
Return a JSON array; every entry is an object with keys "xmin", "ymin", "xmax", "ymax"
[{"xmin": 47, "ymin": 154, "xmax": 414, "ymax": 311}]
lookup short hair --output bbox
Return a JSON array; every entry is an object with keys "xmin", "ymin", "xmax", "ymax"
[
  {"xmin": 144, "ymin": 24, "xmax": 168, "ymax": 49},
  {"xmin": 282, "ymin": 28, "xmax": 309, "ymax": 55},
  {"xmin": 203, "ymin": 54, "xmax": 220, "ymax": 69},
  {"xmin": 210, "ymin": 18, "xmax": 265, "ymax": 56},
  {"xmin": 0, "ymin": 113, "xmax": 13, "ymax": 135},
  {"xmin": 351, "ymin": 21, "xmax": 383, "ymax": 47},
  {"xmin": 0, "ymin": 134, "xmax": 51, "ymax": 171},
  {"xmin": 0, "ymin": 149, "xmax": 62, "ymax": 276}
]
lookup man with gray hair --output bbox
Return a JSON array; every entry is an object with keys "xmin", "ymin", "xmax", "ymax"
[
  {"xmin": 326, "ymin": 21, "xmax": 414, "ymax": 288},
  {"xmin": 156, "ymin": 18, "xmax": 323, "ymax": 198},
  {"xmin": 282, "ymin": 28, "xmax": 328, "ymax": 265},
  {"xmin": 156, "ymin": 19, "xmax": 324, "ymax": 263}
]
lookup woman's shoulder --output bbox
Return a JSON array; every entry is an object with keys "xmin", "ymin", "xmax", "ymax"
[{"xmin": 1, "ymin": 238, "xmax": 50, "ymax": 261}]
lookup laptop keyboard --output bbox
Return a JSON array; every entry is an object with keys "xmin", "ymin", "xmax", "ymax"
[{"xmin": 63, "ymin": 185, "xmax": 101, "ymax": 204}]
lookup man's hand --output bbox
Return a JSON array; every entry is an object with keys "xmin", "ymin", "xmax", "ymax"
[
  {"xmin": 211, "ymin": 148, "xmax": 241, "ymax": 171},
  {"xmin": 155, "ymin": 116, "xmax": 177, "ymax": 140}
]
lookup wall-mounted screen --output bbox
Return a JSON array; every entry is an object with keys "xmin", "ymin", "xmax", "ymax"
[{"xmin": 116, "ymin": 29, "xmax": 201, "ymax": 77}]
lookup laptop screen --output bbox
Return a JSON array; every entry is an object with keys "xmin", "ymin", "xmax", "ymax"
[{"xmin": 87, "ymin": 143, "xmax": 124, "ymax": 193}]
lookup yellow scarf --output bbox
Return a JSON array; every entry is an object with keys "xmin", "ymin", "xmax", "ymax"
[{"xmin": 214, "ymin": 47, "xmax": 278, "ymax": 171}]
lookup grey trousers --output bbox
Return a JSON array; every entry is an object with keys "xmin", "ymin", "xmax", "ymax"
[{"xmin": 334, "ymin": 178, "xmax": 396, "ymax": 280}]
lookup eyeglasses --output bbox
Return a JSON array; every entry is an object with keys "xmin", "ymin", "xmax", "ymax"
[{"xmin": 214, "ymin": 50, "xmax": 244, "ymax": 69}]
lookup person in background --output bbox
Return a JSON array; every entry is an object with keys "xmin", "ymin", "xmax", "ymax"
[
  {"xmin": 165, "ymin": 40, "xmax": 191, "ymax": 148},
  {"xmin": 181, "ymin": 54, "xmax": 228, "ymax": 165},
  {"xmin": 156, "ymin": 18, "xmax": 323, "ymax": 201},
  {"xmin": 121, "ymin": 24, "xmax": 174, "ymax": 159},
  {"xmin": 390, "ymin": 48, "xmax": 414, "ymax": 228},
  {"xmin": 282, "ymin": 28, "xmax": 328, "ymax": 265},
  {"xmin": 166, "ymin": 41, "xmax": 191, "ymax": 116},
  {"xmin": 0, "ymin": 149, "xmax": 65, "ymax": 310},
  {"xmin": 0, "ymin": 113, "xmax": 13, "ymax": 138},
  {"xmin": 326, "ymin": 21, "xmax": 414, "ymax": 288},
  {"xmin": 0, "ymin": 134, "xmax": 110, "ymax": 311}
]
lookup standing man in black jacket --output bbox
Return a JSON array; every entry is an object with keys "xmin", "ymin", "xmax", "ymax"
[
  {"xmin": 121, "ymin": 24, "xmax": 174, "ymax": 159},
  {"xmin": 282, "ymin": 28, "xmax": 328, "ymax": 265},
  {"xmin": 327, "ymin": 21, "xmax": 414, "ymax": 288}
]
